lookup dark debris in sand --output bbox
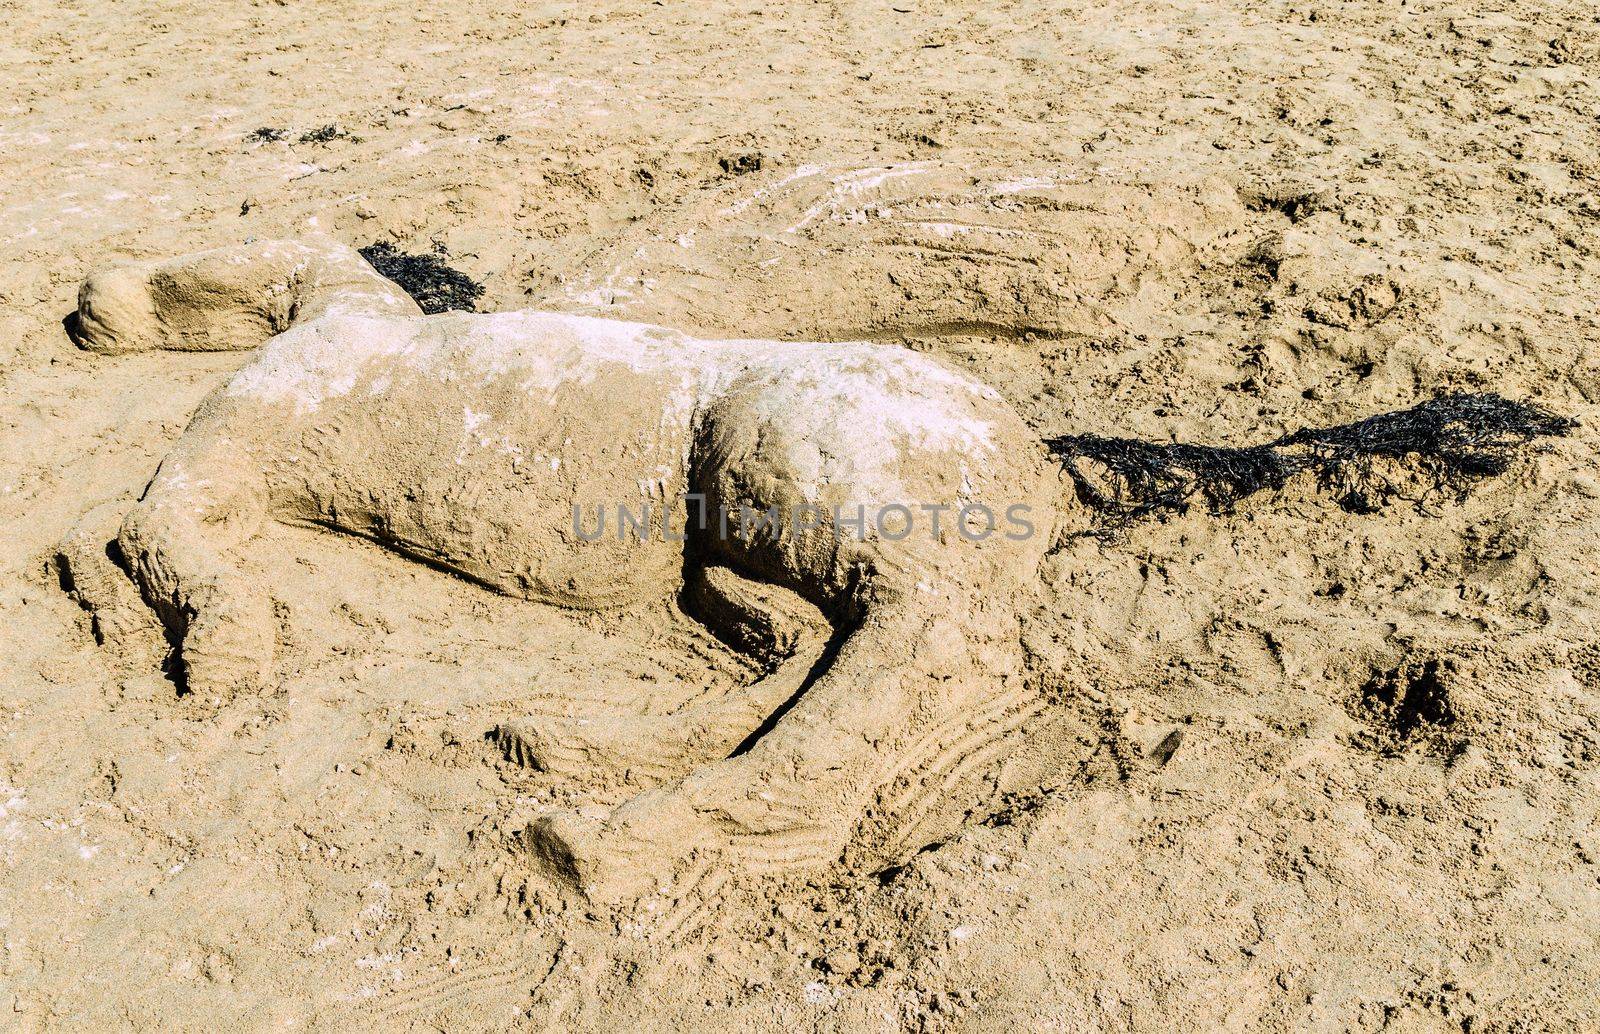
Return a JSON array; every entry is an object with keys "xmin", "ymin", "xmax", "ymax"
[
  {"xmin": 1048, "ymin": 393, "xmax": 1576, "ymax": 534},
  {"xmin": 358, "ymin": 242, "xmax": 486, "ymax": 315}
]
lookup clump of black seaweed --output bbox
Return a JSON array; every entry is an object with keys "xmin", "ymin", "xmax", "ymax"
[
  {"xmin": 358, "ymin": 242, "xmax": 486, "ymax": 315},
  {"xmin": 1047, "ymin": 393, "xmax": 1574, "ymax": 534},
  {"xmin": 246, "ymin": 127, "xmax": 286, "ymax": 143},
  {"xmin": 719, "ymin": 153, "xmax": 763, "ymax": 176},
  {"xmin": 297, "ymin": 124, "xmax": 347, "ymax": 144}
]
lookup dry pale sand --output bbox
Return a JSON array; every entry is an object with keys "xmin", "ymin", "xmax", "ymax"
[{"xmin": 3, "ymin": 1, "xmax": 1599, "ymax": 1030}]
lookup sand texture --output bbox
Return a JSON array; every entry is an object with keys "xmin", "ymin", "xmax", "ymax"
[{"xmin": 2, "ymin": 1, "xmax": 1599, "ymax": 1030}]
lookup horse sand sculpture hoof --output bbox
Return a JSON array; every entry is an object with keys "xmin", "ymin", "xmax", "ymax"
[{"xmin": 60, "ymin": 165, "xmax": 1245, "ymax": 903}]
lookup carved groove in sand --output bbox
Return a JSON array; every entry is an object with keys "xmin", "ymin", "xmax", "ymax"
[{"xmin": 62, "ymin": 164, "xmax": 1246, "ymax": 901}]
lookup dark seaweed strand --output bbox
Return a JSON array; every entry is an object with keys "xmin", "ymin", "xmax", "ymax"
[
  {"xmin": 1275, "ymin": 393, "xmax": 1575, "ymax": 510},
  {"xmin": 1046, "ymin": 393, "xmax": 1575, "ymax": 533},
  {"xmin": 358, "ymin": 242, "xmax": 485, "ymax": 315}
]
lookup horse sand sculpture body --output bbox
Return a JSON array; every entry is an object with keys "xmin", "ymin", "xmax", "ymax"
[{"xmin": 59, "ymin": 166, "xmax": 1254, "ymax": 901}]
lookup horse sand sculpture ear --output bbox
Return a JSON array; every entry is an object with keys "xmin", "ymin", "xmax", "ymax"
[{"xmin": 77, "ymin": 165, "xmax": 1544, "ymax": 905}]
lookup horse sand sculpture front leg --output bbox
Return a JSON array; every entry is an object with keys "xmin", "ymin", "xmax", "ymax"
[{"xmin": 65, "ymin": 237, "xmax": 1060, "ymax": 901}]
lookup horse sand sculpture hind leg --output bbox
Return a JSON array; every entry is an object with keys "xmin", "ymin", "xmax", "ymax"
[{"xmin": 64, "ymin": 230, "xmax": 1062, "ymax": 902}]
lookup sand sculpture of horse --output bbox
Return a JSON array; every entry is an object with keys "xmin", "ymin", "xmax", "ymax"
[{"xmin": 58, "ymin": 165, "xmax": 1245, "ymax": 901}]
